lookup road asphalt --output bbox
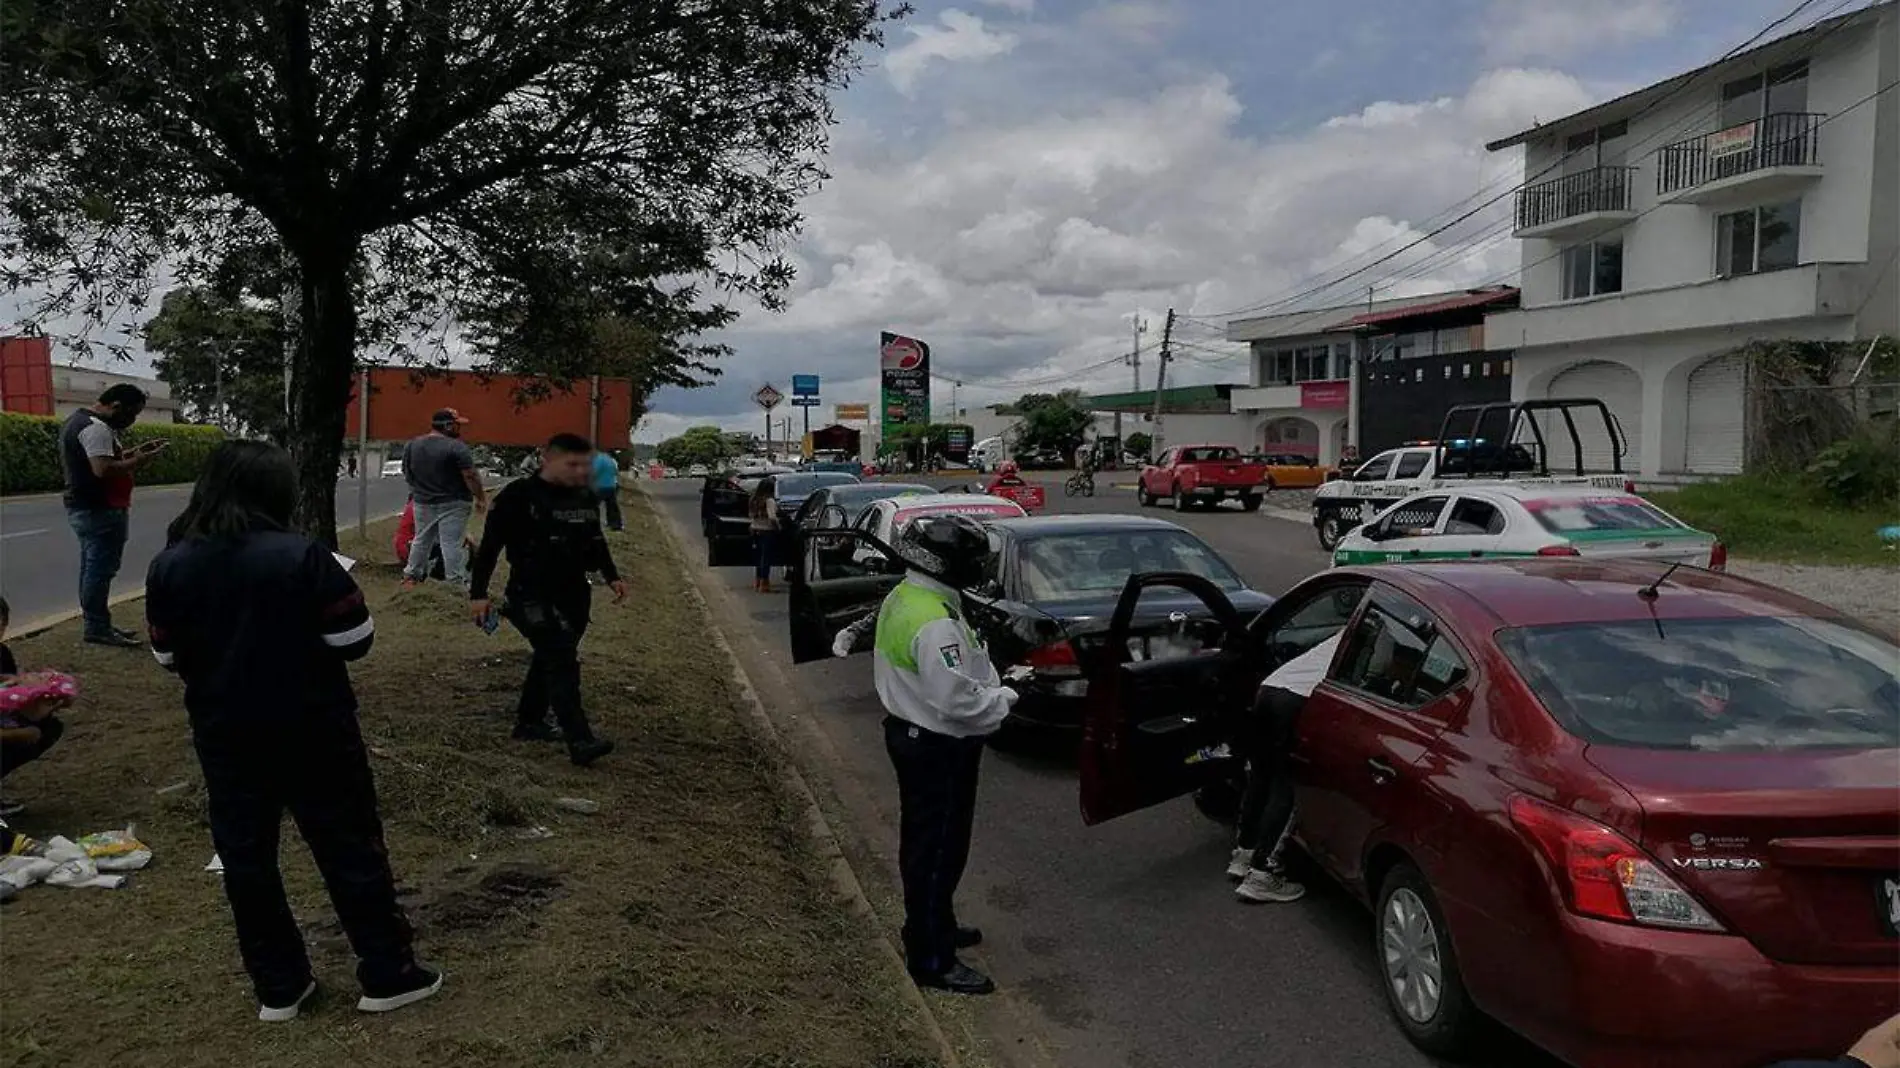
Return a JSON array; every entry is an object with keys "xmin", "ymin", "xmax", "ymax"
[
  {"xmin": 644, "ymin": 477, "xmax": 1564, "ymax": 1068},
  {"xmin": 0, "ymin": 476, "xmax": 417, "ymax": 629}
]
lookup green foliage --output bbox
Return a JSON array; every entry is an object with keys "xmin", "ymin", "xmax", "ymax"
[
  {"xmin": 145, "ymin": 287, "xmax": 288, "ymax": 440},
  {"xmin": 1649, "ymin": 473, "xmax": 1900, "ymax": 568},
  {"xmin": 1013, "ymin": 390, "xmax": 1093, "ymax": 455},
  {"xmin": 1124, "ymin": 431, "xmax": 1152, "ymax": 459},
  {"xmin": 655, "ymin": 426, "xmax": 736, "ymax": 469},
  {"xmin": 1806, "ymin": 424, "xmax": 1900, "ymax": 508},
  {"xmin": 0, "ymin": 0, "xmax": 900, "ymax": 542},
  {"xmin": 1, "ymin": 412, "xmax": 224, "ymax": 495}
]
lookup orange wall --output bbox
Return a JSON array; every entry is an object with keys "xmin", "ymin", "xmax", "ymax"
[
  {"xmin": 343, "ymin": 368, "xmax": 634, "ymax": 448},
  {"xmin": 0, "ymin": 337, "xmax": 54, "ymax": 415}
]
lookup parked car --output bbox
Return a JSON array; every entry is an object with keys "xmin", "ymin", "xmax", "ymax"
[
  {"xmin": 380, "ymin": 458, "xmax": 405, "ymax": 478},
  {"xmin": 1136, "ymin": 444, "xmax": 1269, "ymax": 512},
  {"xmin": 844, "ymin": 493, "xmax": 1028, "ymax": 568},
  {"xmin": 1079, "ymin": 558, "xmax": 1899, "ymax": 1068},
  {"xmin": 1249, "ymin": 452, "xmax": 1334, "ymax": 491},
  {"xmin": 790, "ymin": 514, "xmax": 1273, "ymax": 734},
  {"xmin": 1331, "ymin": 484, "xmax": 1728, "ymax": 570},
  {"xmin": 687, "ymin": 463, "xmax": 709, "ymax": 477}
]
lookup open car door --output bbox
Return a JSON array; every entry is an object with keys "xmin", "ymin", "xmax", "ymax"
[
  {"xmin": 787, "ymin": 529, "xmax": 906, "ymax": 664},
  {"xmin": 1079, "ymin": 572, "xmax": 1262, "ymax": 826}
]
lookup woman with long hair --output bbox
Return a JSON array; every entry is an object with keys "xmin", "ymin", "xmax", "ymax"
[
  {"xmin": 749, "ymin": 477, "xmax": 779, "ymax": 593},
  {"xmin": 146, "ymin": 441, "xmax": 438, "ymax": 1022}
]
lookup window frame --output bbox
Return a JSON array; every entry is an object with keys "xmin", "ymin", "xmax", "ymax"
[
  {"xmin": 1326, "ymin": 587, "xmax": 1475, "ymax": 713},
  {"xmin": 1392, "ymin": 450, "xmax": 1432, "ymax": 480},
  {"xmin": 1560, "ymin": 237, "xmax": 1625, "ymax": 301},
  {"xmin": 1715, "ymin": 199, "xmax": 1802, "ymax": 277},
  {"xmin": 1445, "ymin": 495, "xmax": 1507, "ymax": 536}
]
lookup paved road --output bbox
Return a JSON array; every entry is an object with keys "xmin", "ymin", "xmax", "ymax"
[
  {"xmin": 645, "ymin": 477, "xmax": 1563, "ymax": 1068},
  {"xmin": 0, "ymin": 476, "xmax": 417, "ymax": 628}
]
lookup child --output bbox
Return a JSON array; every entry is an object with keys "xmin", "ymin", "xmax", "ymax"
[{"xmin": 0, "ymin": 597, "xmax": 71, "ymax": 818}]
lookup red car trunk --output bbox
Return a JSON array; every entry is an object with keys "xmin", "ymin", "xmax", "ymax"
[{"xmin": 1587, "ymin": 745, "xmax": 1900, "ymax": 967}]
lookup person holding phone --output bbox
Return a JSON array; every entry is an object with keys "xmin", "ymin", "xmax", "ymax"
[{"xmin": 59, "ymin": 383, "xmax": 163, "ymax": 647}]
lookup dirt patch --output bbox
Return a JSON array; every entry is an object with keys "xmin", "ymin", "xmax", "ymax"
[{"xmin": 0, "ymin": 490, "xmax": 939, "ymax": 1068}]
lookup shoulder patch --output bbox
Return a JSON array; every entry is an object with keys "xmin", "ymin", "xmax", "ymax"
[{"xmin": 939, "ymin": 643, "xmax": 963, "ymax": 668}]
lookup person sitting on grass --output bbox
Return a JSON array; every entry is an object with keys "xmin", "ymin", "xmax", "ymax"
[
  {"xmin": 0, "ymin": 596, "xmax": 72, "ymax": 819},
  {"xmin": 146, "ymin": 440, "xmax": 439, "ymax": 1023},
  {"xmin": 393, "ymin": 499, "xmax": 476, "ymax": 581}
]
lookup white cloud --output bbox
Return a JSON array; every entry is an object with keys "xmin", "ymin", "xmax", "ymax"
[
  {"xmin": 884, "ymin": 10, "xmax": 1018, "ymax": 95},
  {"xmin": 975, "ymin": 0, "xmax": 1035, "ymax": 12},
  {"xmin": 1482, "ymin": 0, "xmax": 1679, "ymax": 63},
  {"xmin": 1084, "ymin": 1, "xmax": 1180, "ymax": 43}
]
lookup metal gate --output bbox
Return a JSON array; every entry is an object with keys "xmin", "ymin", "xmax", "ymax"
[
  {"xmin": 1685, "ymin": 354, "xmax": 1747, "ymax": 474},
  {"xmin": 1545, "ymin": 361, "xmax": 1641, "ymax": 472}
]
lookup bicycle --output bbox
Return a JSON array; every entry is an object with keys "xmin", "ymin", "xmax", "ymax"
[{"xmin": 1064, "ymin": 470, "xmax": 1096, "ymax": 498}]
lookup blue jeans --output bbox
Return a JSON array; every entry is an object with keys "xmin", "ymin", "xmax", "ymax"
[
  {"xmin": 404, "ymin": 500, "xmax": 473, "ymax": 584},
  {"xmin": 753, "ymin": 531, "xmax": 775, "ymax": 583},
  {"xmin": 67, "ymin": 507, "xmax": 130, "ymax": 638}
]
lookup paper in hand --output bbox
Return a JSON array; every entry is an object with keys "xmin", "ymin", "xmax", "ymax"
[{"xmin": 332, "ymin": 553, "xmax": 357, "ymax": 572}]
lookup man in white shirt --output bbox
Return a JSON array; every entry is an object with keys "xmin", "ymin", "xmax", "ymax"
[
  {"xmin": 863, "ymin": 515, "xmax": 1018, "ymax": 995},
  {"xmin": 1228, "ymin": 631, "xmax": 1342, "ymax": 904}
]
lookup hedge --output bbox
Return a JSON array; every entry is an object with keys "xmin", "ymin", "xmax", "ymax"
[{"xmin": 1, "ymin": 412, "xmax": 226, "ymax": 496}]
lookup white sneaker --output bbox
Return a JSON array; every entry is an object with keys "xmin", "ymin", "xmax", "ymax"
[
  {"xmin": 1226, "ymin": 847, "xmax": 1252, "ymax": 881},
  {"xmin": 1236, "ymin": 868, "xmax": 1306, "ymax": 904},
  {"xmin": 258, "ymin": 980, "xmax": 318, "ymax": 1023}
]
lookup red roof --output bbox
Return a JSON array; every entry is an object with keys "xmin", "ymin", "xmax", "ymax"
[{"xmin": 1326, "ymin": 288, "xmax": 1519, "ymax": 331}]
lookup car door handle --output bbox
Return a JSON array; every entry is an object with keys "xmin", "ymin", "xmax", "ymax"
[{"xmin": 1366, "ymin": 757, "xmax": 1398, "ymax": 783}]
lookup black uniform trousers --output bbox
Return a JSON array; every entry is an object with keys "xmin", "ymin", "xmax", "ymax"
[
  {"xmin": 506, "ymin": 585, "xmax": 598, "ymax": 744},
  {"xmin": 1234, "ymin": 685, "xmax": 1306, "ymax": 872},
  {"xmin": 883, "ymin": 714, "xmax": 985, "ymax": 977},
  {"xmin": 198, "ymin": 719, "xmax": 415, "ymax": 1004}
]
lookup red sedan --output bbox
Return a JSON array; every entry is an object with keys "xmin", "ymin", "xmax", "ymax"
[{"xmin": 1081, "ymin": 560, "xmax": 1899, "ymax": 1068}]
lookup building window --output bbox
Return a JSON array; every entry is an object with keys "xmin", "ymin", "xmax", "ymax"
[
  {"xmin": 1333, "ymin": 343, "xmax": 1351, "ymax": 380},
  {"xmin": 1560, "ymin": 238, "xmax": 1624, "ymax": 300},
  {"xmin": 1295, "ymin": 346, "xmax": 1330, "ymax": 381},
  {"xmin": 1716, "ymin": 200, "xmax": 1801, "ymax": 276},
  {"xmin": 1720, "ymin": 60, "xmax": 1808, "ymax": 129}
]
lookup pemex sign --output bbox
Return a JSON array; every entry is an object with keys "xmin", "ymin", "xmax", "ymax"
[{"xmin": 879, "ymin": 331, "xmax": 931, "ymax": 440}]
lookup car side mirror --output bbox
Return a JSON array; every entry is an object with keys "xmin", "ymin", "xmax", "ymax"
[
  {"xmin": 822, "ymin": 505, "xmax": 847, "ymax": 527},
  {"xmin": 973, "ymin": 579, "xmax": 1004, "ymax": 599},
  {"xmin": 863, "ymin": 556, "xmax": 891, "ymax": 575}
]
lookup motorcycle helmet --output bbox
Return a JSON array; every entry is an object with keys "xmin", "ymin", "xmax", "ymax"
[{"xmin": 899, "ymin": 514, "xmax": 991, "ymax": 590}]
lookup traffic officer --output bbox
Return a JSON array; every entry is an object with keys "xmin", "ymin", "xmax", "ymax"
[{"xmin": 863, "ymin": 515, "xmax": 1018, "ymax": 995}]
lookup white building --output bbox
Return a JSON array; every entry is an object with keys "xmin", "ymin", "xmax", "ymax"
[
  {"xmin": 1483, "ymin": 1, "xmax": 1898, "ymax": 478},
  {"xmin": 1226, "ymin": 289, "xmax": 1473, "ymax": 465},
  {"xmin": 54, "ymin": 366, "xmax": 181, "ymax": 423}
]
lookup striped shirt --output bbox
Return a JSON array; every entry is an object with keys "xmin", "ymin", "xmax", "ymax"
[{"xmin": 146, "ymin": 530, "xmax": 373, "ymax": 734}]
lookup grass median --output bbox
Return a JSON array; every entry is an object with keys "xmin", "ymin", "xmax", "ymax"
[
  {"xmin": 0, "ymin": 489, "xmax": 941, "ymax": 1068},
  {"xmin": 1648, "ymin": 474, "xmax": 1900, "ymax": 568}
]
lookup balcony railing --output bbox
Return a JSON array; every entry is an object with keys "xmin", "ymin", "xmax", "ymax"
[
  {"xmin": 1656, "ymin": 111, "xmax": 1822, "ymax": 196},
  {"xmin": 1514, "ymin": 166, "xmax": 1638, "ymax": 232}
]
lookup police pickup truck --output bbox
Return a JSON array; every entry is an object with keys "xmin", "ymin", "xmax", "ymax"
[{"xmin": 1312, "ymin": 398, "xmax": 1634, "ymax": 551}]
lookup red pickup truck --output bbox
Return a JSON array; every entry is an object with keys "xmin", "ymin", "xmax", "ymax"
[{"xmin": 1136, "ymin": 444, "xmax": 1268, "ymax": 512}]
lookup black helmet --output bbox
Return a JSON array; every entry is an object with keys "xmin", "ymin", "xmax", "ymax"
[{"xmin": 899, "ymin": 514, "xmax": 991, "ymax": 589}]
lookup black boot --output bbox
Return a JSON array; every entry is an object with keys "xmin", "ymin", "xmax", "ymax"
[
  {"xmin": 954, "ymin": 925, "xmax": 983, "ymax": 949},
  {"xmin": 913, "ymin": 961, "xmax": 995, "ymax": 996},
  {"xmin": 511, "ymin": 720, "xmax": 562, "ymax": 743},
  {"xmin": 568, "ymin": 738, "xmax": 615, "ymax": 768}
]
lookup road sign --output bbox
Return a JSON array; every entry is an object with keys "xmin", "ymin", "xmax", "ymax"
[
  {"xmin": 791, "ymin": 374, "xmax": 820, "ymax": 397},
  {"xmin": 790, "ymin": 395, "xmax": 820, "ymax": 407},
  {"xmin": 753, "ymin": 383, "xmax": 783, "ymax": 410},
  {"xmin": 835, "ymin": 403, "xmax": 870, "ymax": 421}
]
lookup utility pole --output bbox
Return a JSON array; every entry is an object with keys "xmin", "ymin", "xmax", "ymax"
[
  {"xmin": 1150, "ymin": 308, "xmax": 1175, "ymax": 456},
  {"xmin": 1117, "ymin": 314, "xmax": 1146, "ymax": 458}
]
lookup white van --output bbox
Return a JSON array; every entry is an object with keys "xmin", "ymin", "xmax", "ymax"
[{"xmin": 971, "ymin": 437, "xmax": 1007, "ymax": 473}]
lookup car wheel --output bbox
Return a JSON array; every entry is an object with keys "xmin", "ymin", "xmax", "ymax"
[
  {"xmin": 1317, "ymin": 512, "xmax": 1348, "ymax": 551},
  {"xmin": 1172, "ymin": 483, "xmax": 1188, "ymax": 511},
  {"xmin": 1376, "ymin": 863, "xmax": 1479, "ymax": 1057},
  {"xmin": 1136, "ymin": 484, "xmax": 1154, "ymax": 507},
  {"xmin": 1240, "ymin": 495, "xmax": 1263, "ymax": 513}
]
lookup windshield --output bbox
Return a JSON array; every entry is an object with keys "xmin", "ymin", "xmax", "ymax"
[
  {"xmin": 1017, "ymin": 529, "xmax": 1246, "ymax": 602},
  {"xmin": 775, "ymin": 473, "xmax": 858, "ymax": 497},
  {"xmin": 1497, "ymin": 618, "xmax": 1900, "ymax": 752},
  {"xmin": 1525, "ymin": 496, "xmax": 1685, "ymax": 534}
]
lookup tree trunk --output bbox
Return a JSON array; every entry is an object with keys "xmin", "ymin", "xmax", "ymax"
[{"xmin": 287, "ymin": 253, "xmax": 359, "ymax": 547}]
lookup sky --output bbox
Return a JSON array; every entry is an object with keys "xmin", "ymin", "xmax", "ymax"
[
  {"xmin": 2, "ymin": 0, "xmax": 1833, "ymax": 440},
  {"xmin": 635, "ymin": 0, "xmax": 1814, "ymax": 442}
]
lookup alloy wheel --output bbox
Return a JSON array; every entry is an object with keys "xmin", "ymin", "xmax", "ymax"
[{"xmin": 1381, "ymin": 887, "xmax": 1444, "ymax": 1024}]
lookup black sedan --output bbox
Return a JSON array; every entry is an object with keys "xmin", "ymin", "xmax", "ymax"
[
  {"xmin": 787, "ymin": 513, "xmax": 1273, "ymax": 733},
  {"xmin": 701, "ymin": 471, "xmax": 862, "ymax": 566}
]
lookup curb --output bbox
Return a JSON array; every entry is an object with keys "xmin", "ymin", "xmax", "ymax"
[{"xmin": 633, "ymin": 481, "xmax": 963, "ymax": 1068}]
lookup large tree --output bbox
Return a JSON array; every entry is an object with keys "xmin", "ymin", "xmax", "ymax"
[
  {"xmin": 145, "ymin": 288, "xmax": 290, "ymax": 440},
  {"xmin": 1012, "ymin": 390, "xmax": 1095, "ymax": 457},
  {"xmin": 0, "ymin": 1, "xmax": 897, "ymax": 544}
]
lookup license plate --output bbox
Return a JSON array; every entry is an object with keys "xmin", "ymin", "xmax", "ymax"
[{"xmin": 1879, "ymin": 875, "xmax": 1900, "ymax": 937}]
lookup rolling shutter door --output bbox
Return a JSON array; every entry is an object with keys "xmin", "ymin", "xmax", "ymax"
[
  {"xmin": 1546, "ymin": 361, "xmax": 1641, "ymax": 473},
  {"xmin": 1685, "ymin": 354, "xmax": 1746, "ymax": 474}
]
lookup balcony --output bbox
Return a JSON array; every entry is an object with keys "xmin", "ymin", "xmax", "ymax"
[
  {"xmin": 1656, "ymin": 112, "xmax": 1823, "ymax": 206},
  {"xmin": 1512, "ymin": 166, "xmax": 1639, "ymax": 240}
]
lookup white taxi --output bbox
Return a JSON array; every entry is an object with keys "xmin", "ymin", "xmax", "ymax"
[
  {"xmin": 1331, "ymin": 483, "xmax": 1726, "ymax": 570},
  {"xmin": 850, "ymin": 493, "xmax": 1028, "ymax": 565}
]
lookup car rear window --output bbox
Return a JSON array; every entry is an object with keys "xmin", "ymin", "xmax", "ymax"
[
  {"xmin": 1497, "ymin": 618, "xmax": 1899, "ymax": 751},
  {"xmin": 1018, "ymin": 530, "xmax": 1245, "ymax": 601},
  {"xmin": 892, "ymin": 501, "xmax": 1026, "ymax": 529},
  {"xmin": 775, "ymin": 473, "xmax": 858, "ymax": 496},
  {"xmin": 1180, "ymin": 447, "xmax": 1240, "ymax": 463},
  {"xmin": 1524, "ymin": 496, "xmax": 1681, "ymax": 534}
]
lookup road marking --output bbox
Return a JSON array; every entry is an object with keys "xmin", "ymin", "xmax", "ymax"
[{"xmin": 0, "ymin": 528, "xmax": 48, "ymax": 541}]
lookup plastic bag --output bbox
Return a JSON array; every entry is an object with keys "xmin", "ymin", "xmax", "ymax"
[
  {"xmin": 76, "ymin": 827, "xmax": 152, "ymax": 872},
  {"xmin": 0, "ymin": 854, "xmax": 57, "ymax": 892},
  {"xmin": 39, "ymin": 836, "xmax": 124, "ymax": 889}
]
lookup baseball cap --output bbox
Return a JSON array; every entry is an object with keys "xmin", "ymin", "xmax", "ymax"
[{"xmin": 431, "ymin": 408, "xmax": 471, "ymax": 427}]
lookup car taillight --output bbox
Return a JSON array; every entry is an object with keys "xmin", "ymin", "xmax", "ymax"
[
  {"xmin": 1025, "ymin": 640, "xmax": 1082, "ymax": 677},
  {"xmin": 1708, "ymin": 541, "xmax": 1727, "ymax": 572},
  {"xmin": 1623, "ymin": 480, "xmax": 1637, "ymax": 494},
  {"xmin": 1536, "ymin": 545, "xmax": 1581, "ymax": 557},
  {"xmin": 1508, "ymin": 796, "xmax": 1723, "ymax": 932}
]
